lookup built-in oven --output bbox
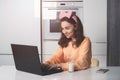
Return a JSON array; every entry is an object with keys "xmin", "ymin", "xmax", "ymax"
[{"xmin": 42, "ymin": 1, "xmax": 83, "ymax": 40}]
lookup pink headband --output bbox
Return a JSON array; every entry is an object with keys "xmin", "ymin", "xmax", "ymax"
[{"xmin": 59, "ymin": 11, "xmax": 77, "ymax": 22}]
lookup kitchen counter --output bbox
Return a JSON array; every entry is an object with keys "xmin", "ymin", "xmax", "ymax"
[{"xmin": 0, "ymin": 65, "xmax": 120, "ymax": 80}]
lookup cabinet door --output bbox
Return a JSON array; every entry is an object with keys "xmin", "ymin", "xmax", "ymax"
[{"xmin": 84, "ymin": 0, "xmax": 107, "ymax": 42}]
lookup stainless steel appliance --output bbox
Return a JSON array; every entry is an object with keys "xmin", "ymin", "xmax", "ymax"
[{"xmin": 42, "ymin": 1, "xmax": 83, "ymax": 40}]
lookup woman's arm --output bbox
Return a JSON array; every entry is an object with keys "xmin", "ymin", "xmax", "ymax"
[
  {"xmin": 74, "ymin": 38, "xmax": 92, "ymax": 70},
  {"xmin": 44, "ymin": 46, "xmax": 64, "ymax": 64}
]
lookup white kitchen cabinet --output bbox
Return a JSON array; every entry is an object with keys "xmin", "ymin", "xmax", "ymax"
[
  {"xmin": 83, "ymin": 0, "xmax": 107, "ymax": 43},
  {"xmin": 83, "ymin": 0, "xmax": 107, "ymax": 66},
  {"xmin": 92, "ymin": 43, "xmax": 106, "ymax": 56}
]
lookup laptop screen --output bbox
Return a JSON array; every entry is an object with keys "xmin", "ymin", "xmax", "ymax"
[{"xmin": 11, "ymin": 44, "xmax": 42, "ymax": 74}]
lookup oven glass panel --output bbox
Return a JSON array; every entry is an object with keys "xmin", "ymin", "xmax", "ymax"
[{"xmin": 50, "ymin": 20, "xmax": 60, "ymax": 32}]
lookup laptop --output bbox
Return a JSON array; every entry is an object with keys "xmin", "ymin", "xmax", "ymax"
[{"xmin": 11, "ymin": 44, "xmax": 63, "ymax": 76}]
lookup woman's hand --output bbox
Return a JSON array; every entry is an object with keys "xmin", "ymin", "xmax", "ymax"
[{"xmin": 49, "ymin": 64, "xmax": 62, "ymax": 70}]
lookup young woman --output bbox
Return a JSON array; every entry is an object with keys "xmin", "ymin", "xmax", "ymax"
[{"xmin": 44, "ymin": 11, "xmax": 92, "ymax": 71}]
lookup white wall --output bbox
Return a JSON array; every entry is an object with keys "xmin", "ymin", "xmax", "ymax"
[{"xmin": 0, "ymin": 0, "xmax": 40, "ymax": 65}]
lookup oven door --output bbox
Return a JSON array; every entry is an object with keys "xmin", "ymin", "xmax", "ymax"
[{"xmin": 42, "ymin": 7, "xmax": 83, "ymax": 40}]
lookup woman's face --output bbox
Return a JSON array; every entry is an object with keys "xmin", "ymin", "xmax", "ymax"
[{"xmin": 61, "ymin": 21, "xmax": 75, "ymax": 39}]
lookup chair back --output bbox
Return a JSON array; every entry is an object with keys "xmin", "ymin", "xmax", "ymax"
[{"xmin": 91, "ymin": 58, "xmax": 99, "ymax": 67}]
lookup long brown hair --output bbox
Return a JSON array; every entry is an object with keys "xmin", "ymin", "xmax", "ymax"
[{"xmin": 58, "ymin": 15, "xmax": 85, "ymax": 48}]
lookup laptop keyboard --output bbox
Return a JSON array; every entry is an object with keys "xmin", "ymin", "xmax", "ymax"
[
  {"xmin": 40, "ymin": 63, "xmax": 63, "ymax": 73},
  {"xmin": 40, "ymin": 63, "xmax": 51, "ymax": 70}
]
